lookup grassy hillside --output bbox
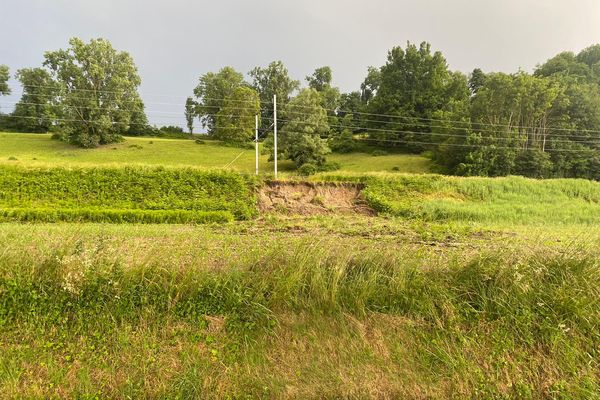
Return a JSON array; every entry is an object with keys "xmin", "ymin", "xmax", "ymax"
[
  {"xmin": 319, "ymin": 173, "xmax": 600, "ymax": 226},
  {"xmin": 0, "ymin": 222, "xmax": 597, "ymax": 398},
  {"xmin": 0, "ymin": 132, "xmax": 432, "ymax": 174},
  {"xmin": 0, "ymin": 165, "xmax": 257, "ymax": 223},
  {"xmin": 2, "ymin": 164, "xmax": 599, "ymax": 226}
]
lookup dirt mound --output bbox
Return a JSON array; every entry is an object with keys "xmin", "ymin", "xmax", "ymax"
[{"xmin": 258, "ymin": 181, "xmax": 375, "ymax": 216}]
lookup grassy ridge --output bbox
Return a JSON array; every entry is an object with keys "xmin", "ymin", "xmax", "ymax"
[
  {"xmin": 3, "ymin": 164, "xmax": 600, "ymax": 225},
  {"xmin": 0, "ymin": 165, "xmax": 257, "ymax": 222},
  {"xmin": 320, "ymin": 173, "xmax": 600, "ymax": 225},
  {"xmin": 0, "ymin": 230, "xmax": 597, "ymax": 398}
]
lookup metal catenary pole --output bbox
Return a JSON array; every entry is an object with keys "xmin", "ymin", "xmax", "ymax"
[
  {"xmin": 273, "ymin": 94, "xmax": 278, "ymax": 179},
  {"xmin": 255, "ymin": 114, "xmax": 259, "ymax": 175}
]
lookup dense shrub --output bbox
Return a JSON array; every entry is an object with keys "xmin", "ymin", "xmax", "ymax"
[{"xmin": 298, "ymin": 163, "xmax": 318, "ymax": 176}]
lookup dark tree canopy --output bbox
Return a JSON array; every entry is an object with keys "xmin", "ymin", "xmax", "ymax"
[
  {"xmin": 0, "ymin": 65, "xmax": 10, "ymax": 96},
  {"xmin": 11, "ymin": 67, "xmax": 58, "ymax": 132}
]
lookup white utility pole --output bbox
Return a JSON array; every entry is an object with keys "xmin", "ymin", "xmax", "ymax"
[
  {"xmin": 273, "ymin": 94, "xmax": 278, "ymax": 179},
  {"xmin": 255, "ymin": 114, "xmax": 259, "ymax": 175}
]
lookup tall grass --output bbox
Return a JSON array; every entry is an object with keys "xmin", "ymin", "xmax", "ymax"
[
  {"xmin": 0, "ymin": 165, "xmax": 257, "ymax": 222},
  {"xmin": 341, "ymin": 174, "xmax": 600, "ymax": 225},
  {"xmin": 0, "ymin": 237, "xmax": 597, "ymax": 397}
]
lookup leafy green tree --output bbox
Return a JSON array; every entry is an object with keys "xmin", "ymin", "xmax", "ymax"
[
  {"xmin": 468, "ymin": 68, "xmax": 487, "ymax": 95},
  {"xmin": 535, "ymin": 47, "xmax": 600, "ymax": 178},
  {"xmin": 515, "ymin": 149, "xmax": 553, "ymax": 178},
  {"xmin": 367, "ymin": 41, "xmax": 469, "ymax": 150},
  {"xmin": 535, "ymin": 52, "xmax": 590, "ymax": 82},
  {"xmin": 306, "ymin": 66, "xmax": 340, "ymax": 134},
  {"xmin": 337, "ymin": 91, "xmax": 364, "ymax": 129},
  {"xmin": 575, "ymin": 44, "xmax": 600, "ymax": 74},
  {"xmin": 360, "ymin": 66, "xmax": 380, "ymax": 104},
  {"xmin": 275, "ymin": 88, "xmax": 330, "ymax": 167},
  {"xmin": 215, "ymin": 87, "xmax": 260, "ymax": 144},
  {"xmin": 306, "ymin": 66, "xmax": 333, "ymax": 91},
  {"xmin": 11, "ymin": 68, "xmax": 58, "ymax": 132},
  {"xmin": 43, "ymin": 37, "xmax": 145, "ymax": 147},
  {"xmin": 329, "ymin": 114, "xmax": 357, "ymax": 153},
  {"xmin": 0, "ymin": 65, "xmax": 9, "ymax": 96},
  {"xmin": 436, "ymin": 72, "xmax": 564, "ymax": 176},
  {"xmin": 126, "ymin": 96, "xmax": 149, "ymax": 136},
  {"xmin": 193, "ymin": 66, "xmax": 245, "ymax": 134},
  {"xmin": 306, "ymin": 66, "xmax": 340, "ymax": 111},
  {"xmin": 249, "ymin": 61, "xmax": 299, "ymax": 125},
  {"xmin": 185, "ymin": 97, "xmax": 195, "ymax": 135}
]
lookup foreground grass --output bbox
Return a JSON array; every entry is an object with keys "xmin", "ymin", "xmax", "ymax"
[
  {"xmin": 0, "ymin": 221, "xmax": 598, "ymax": 399},
  {"xmin": 0, "ymin": 133, "xmax": 432, "ymax": 174}
]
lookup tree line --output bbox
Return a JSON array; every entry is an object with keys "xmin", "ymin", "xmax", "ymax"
[{"xmin": 1, "ymin": 38, "xmax": 599, "ymax": 179}]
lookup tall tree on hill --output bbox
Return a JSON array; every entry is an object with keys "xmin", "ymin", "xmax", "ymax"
[
  {"xmin": 306, "ymin": 66, "xmax": 340, "ymax": 134},
  {"xmin": 433, "ymin": 72, "xmax": 564, "ymax": 177},
  {"xmin": 360, "ymin": 66, "xmax": 381, "ymax": 105},
  {"xmin": 0, "ymin": 65, "xmax": 10, "ymax": 96},
  {"xmin": 11, "ymin": 67, "xmax": 59, "ymax": 132},
  {"xmin": 273, "ymin": 88, "xmax": 330, "ymax": 167},
  {"xmin": 193, "ymin": 66, "xmax": 245, "ymax": 135},
  {"xmin": 185, "ymin": 97, "xmax": 195, "ymax": 135},
  {"xmin": 43, "ymin": 37, "xmax": 146, "ymax": 147},
  {"xmin": 125, "ymin": 96, "xmax": 149, "ymax": 136},
  {"xmin": 249, "ymin": 61, "xmax": 299, "ymax": 128},
  {"xmin": 306, "ymin": 66, "xmax": 340, "ymax": 111},
  {"xmin": 367, "ymin": 41, "xmax": 469, "ymax": 151},
  {"xmin": 468, "ymin": 68, "xmax": 487, "ymax": 95},
  {"xmin": 215, "ymin": 86, "xmax": 260, "ymax": 144}
]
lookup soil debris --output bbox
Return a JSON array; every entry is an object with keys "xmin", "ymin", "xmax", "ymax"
[{"xmin": 258, "ymin": 181, "xmax": 375, "ymax": 216}]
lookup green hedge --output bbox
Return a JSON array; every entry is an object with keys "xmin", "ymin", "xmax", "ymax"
[{"xmin": 0, "ymin": 165, "xmax": 256, "ymax": 223}]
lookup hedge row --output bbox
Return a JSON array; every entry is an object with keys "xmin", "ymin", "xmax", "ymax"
[{"xmin": 0, "ymin": 165, "xmax": 256, "ymax": 223}]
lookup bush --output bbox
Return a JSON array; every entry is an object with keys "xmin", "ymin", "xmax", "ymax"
[
  {"xmin": 372, "ymin": 149, "xmax": 389, "ymax": 157},
  {"xmin": 329, "ymin": 130, "xmax": 358, "ymax": 154},
  {"xmin": 319, "ymin": 162, "xmax": 341, "ymax": 172},
  {"xmin": 298, "ymin": 163, "xmax": 318, "ymax": 176}
]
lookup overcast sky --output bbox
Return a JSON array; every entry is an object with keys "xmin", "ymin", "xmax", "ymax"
[{"xmin": 2, "ymin": 0, "xmax": 600, "ymax": 127}]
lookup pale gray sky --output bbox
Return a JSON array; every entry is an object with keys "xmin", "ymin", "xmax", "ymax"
[{"xmin": 1, "ymin": 0, "xmax": 600, "ymax": 127}]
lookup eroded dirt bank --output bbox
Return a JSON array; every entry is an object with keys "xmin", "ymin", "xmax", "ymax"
[{"xmin": 258, "ymin": 181, "xmax": 374, "ymax": 216}]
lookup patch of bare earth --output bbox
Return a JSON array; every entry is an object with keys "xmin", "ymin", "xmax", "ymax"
[{"xmin": 258, "ymin": 181, "xmax": 375, "ymax": 216}]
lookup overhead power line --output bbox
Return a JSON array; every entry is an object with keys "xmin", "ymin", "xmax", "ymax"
[{"xmin": 8, "ymin": 83, "xmax": 600, "ymax": 137}]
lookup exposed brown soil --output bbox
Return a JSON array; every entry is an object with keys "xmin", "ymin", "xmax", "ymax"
[{"xmin": 258, "ymin": 181, "xmax": 375, "ymax": 216}]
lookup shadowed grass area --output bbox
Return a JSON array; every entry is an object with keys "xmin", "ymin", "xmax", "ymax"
[{"xmin": 0, "ymin": 223, "xmax": 597, "ymax": 398}]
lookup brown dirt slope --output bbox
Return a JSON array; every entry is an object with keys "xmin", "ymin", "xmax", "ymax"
[{"xmin": 258, "ymin": 181, "xmax": 374, "ymax": 216}]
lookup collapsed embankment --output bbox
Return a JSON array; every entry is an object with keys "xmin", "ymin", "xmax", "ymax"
[{"xmin": 1, "ymin": 164, "xmax": 599, "ymax": 224}]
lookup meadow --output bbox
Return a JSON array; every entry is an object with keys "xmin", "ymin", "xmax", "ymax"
[
  {"xmin": 0, "ymin": 220, "xmax": 598, "ymax": 398},
  {"xmin": 0, "ymin": 133, "xmax": 599, "ymax": 398},
  {"xmin": 0, "ymin": 132, "xmax": 432, "ymax": 174}
]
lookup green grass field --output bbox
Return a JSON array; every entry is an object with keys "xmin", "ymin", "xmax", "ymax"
[
  {"xmin": 0, "ymin": 132, "xmax": 599, "ymax": 398},
  {"xmin": 0, "ymin": 132, "xmax": 432, "ymax": 174},
  {"xmin": 0, "ymin": 220, "xmax": 598, "ymax": 398}
]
